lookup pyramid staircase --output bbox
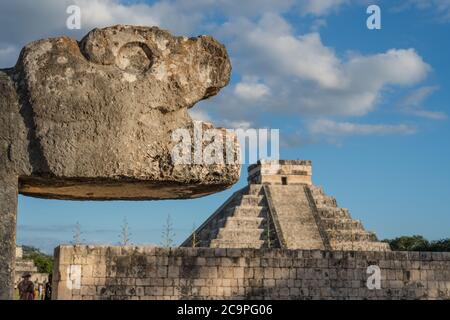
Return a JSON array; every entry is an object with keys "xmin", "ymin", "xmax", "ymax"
[
  {"xmin": 263, "ymin": 184, "xmax": 327, "ymax": 250},
  {"xmin": 181, "ymin": 160, "xmax": 390, "ymax": 251},
  {"xmin": 183, "ymin": 184, "xmax": 279, "ymax": 249},
  {"xmin": 307, "ymin": 185, "xmax": 390, "ymax": 251}
]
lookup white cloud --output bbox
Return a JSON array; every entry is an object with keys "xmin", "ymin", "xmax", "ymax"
[
  {"xmin": 224, "ymin": 14, "xmax": 344, "ymax": 89},
  {"xmin": 190, "ymin": 108, "xmax": 252, "ymax": 129},
  {"xmin": 402, "ymin": 0, "xmax": 450, "ymax": 21},
  {"xmin": 222, "ymin": 120, "xmax": 253, "ymax": 130},
  {"xmin": 73, "ymin": 0, "xmax": 203, "ymax": 34},
  {"xmin": 309, "ymin": 119, "xmax": 417, "ymax": 136},
  {"xmin": 299, "ymin": 0, "xmax": 350, "ymax": 16},
  {"xmin": 400, "ymin": 85, "xmax": 438, "ymax": 108},
  {"xmin": 0, "ymin": 1, "xmax": 436, "ymax": 141},
  {"xmin": 346, "ymin": 49, "xmax": 430, "ymax": 88},
  {"xmin": 311, "ymin": 18, "xmax": 328, "ymax": 31},
  {"xmin": 399, "ymin": 86, "xmax": 447, "ymax": 120},
  {"xmin": 166, "ymin": 0, "xmax": 349, "ymax": 18},
  {"xmin": 189, "ymin": 109, "xmax": 212, "ymax": 122},
  {"xmin": 234, "ymin": 80, "xmax": 270, "ymax": 101},
  {"xmin": 200, "ymin": 13, "xmax": 430, "ymax": 128},
  {"xmin": 196, "ymin": 0, "xmax": 295, "ymax": 17},
  {"xmin": 409, "ymin": 110, "xmax": 447, "ymax": 120}
]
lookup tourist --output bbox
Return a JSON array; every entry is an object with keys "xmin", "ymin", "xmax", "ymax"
[
  {"xmin": 17, "ymin": 273, "xmax": 34, "ymax": 300},
  {"xmin": 34, "ymin": 281, "xmax": 39, "ymax": 300},
  {"xmin": 38, "ymin": 283, "xmax": 44, "ymax": 300},
  {"xmin": 44, "ymin": 274, "xmax": 52, "ymax": 300}
]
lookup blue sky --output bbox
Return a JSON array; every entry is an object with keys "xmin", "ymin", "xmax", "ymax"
[{"xmin": 1, "ymin": 0, "xmax": 449, "ymax": 253}]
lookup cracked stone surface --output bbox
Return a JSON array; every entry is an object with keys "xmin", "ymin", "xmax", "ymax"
[{"xmin": 0, "ymin": 25, "xmax": 239, "ymax": 299}]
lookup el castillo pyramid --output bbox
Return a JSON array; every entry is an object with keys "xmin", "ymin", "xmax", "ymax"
[{"xmin": 182, "ymin": 160, "xmax": 390, "ymax": 251}]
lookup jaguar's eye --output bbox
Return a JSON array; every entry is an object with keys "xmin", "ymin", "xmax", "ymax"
[{"xmin": 115, "ymin": 42, "xmax": 153, "ymax": 75}]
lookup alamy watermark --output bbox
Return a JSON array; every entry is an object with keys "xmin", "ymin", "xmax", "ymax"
[
  {"xmin": 171, "ymin": 122, "xmax": 279, "ymax": 166},
  {"xmin": 66, "ymin": 5, "xmax": 81, "ymax": 30},
  {"xmin": 366, "ymin": 265, "xmax": 381, "ymax": 290},
  {"xmin": 367, "ymin": 5, "xmax": 381, "ymax": 30}
]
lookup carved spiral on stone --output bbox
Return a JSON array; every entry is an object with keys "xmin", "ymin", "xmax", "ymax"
[
  {"xmin": 115, "ymin": 42, "xmax": 153, "ymax": 74},
  {"xmin": 79, "ymin": 27, "xmax": 159, "ymax": 75}
]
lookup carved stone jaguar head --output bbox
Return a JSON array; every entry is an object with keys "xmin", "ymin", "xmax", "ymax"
[{"xmin": 0, "ymin": 25, "xmax": 240, "ymax": 200}]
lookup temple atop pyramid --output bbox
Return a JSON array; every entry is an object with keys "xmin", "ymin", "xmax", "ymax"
[{"xmin": 182, "ymin": 160, "xmax": 390, "ymax": 251}]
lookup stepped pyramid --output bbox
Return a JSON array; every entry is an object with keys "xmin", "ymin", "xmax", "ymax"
[{"xmin": 182, "ymin": 160, "xmax": 390, "ymax": 251}]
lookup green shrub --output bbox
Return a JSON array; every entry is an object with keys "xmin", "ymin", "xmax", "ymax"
[
  {"xmin": 22, "ymin": 245, "xmax": 54, "ymax": 273},
  {"xmin": 383, "ymin": 236, "xmax": 450, "ymax": 252}
]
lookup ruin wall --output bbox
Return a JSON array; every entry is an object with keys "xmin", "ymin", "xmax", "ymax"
[{"xmin": 52, "ymin": 246, "xmax": 450, "ymax": 300}]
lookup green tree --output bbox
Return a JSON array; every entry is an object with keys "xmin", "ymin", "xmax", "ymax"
[
  {"xmin": 383, "ymin": 235, "xmax": 429, "ymax": 251},
  {"xmin": 428, "ymin": 238, "xmax": 450, "ymax": 252},
  {"xmin": 384, "ymin": 235, "xmax": 450, "ymax": 252},
  {"xmin": 22, "ymin": 246, "xmax": 53, "ymax": 274}
]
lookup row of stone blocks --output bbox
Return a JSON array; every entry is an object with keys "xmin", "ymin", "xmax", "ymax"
[{"xmin": 52, "ymin": 246, "xmax": 450, "ymax": 300}]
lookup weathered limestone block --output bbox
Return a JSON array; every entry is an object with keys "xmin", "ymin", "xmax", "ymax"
[
  {"xmin": 0, "ymin": 70, "xmax": 21, "ymax": 299},
  {"xmin": 0, "ymin": 174, "xmax": 17, "ymax": 300},
  {"xmin": 0, "ymin": 25, "xmax": 239, "ymax": 299}
]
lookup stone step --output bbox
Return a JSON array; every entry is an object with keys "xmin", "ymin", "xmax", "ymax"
[
  {"xmin": 308, "ymin": 185, "xmax": 324, "ymax": 195},
  {"xmin": 264, "ymin": 184, "xmax": 326, "ymax": 250},
  {"xmin": 228, "ymin": 196, "xmax": 244, "ymax": 207},
  {"xmin": 210, "ymin": 239, "xmax": 265, "ymax": 249},
  {"xmin": 317, "ymin": 207, "xmax": 350, "ymax": 219},
  {"xmin": 222, "ymin": 216, "xmax": 265, "ymax": 229},
  {"xmin": 275, "ymin": 215, "xmax": 320, "ymax": 228},
  {"xmin": 314, "ymin": 196, "xmax": 337, "ymax": 207},
  {"xmin": 247, "ymin": 184, "xmax": 264, "ymax": 195},
  {"xmin": 330, "ymin": 241, "xmax": 391, "ymax": 251},
  {"xmin": 239, "ymin": 194, "xmax": 265, "ymax": 206},
  {"xmin": 227, "ymin": 206, "xmax": 267, "ymax": 218},
  {"xmin": 15, "ymin": 265, "xmax": 38, "ymax": 273},
  {"xmin": 197, "ymin": 227, "xmax": 220, "ymax": 241},
  {"xmin": 321, "ymin": 218, "xmax": 363, "ymax": 231},
  {"xmin": 195, "ymin": 240, "xmax": 210, "ymax": 247},
  {"xmin": 326, "ymin": 230, "xmax": 377, "ymax": 242},
  {"xmin": 206, "ymin": 215, "xmax": 227, "ymax": 228},
  {"xmin": 216, "ymin": 228, "xmax": 264, "ymax": 241},
  {"xmin": 196, "ymin": 214, "xmax": 228, "ymax": 232},
  {"xmin": 278, "ymin": 199, "xmax": 310, "ymax": 210},
  {"xmin": 15, "ymin": 260, "xmax": 36, "ymax": 269}
]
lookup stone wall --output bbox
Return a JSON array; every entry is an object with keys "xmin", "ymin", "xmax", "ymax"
[
  {"xmin": 52, "ymin": 246, "xmax": 450, "ymax": 300},
  {"xmin": 247, "ymin": 160, "xmax": 312, "ymax": 185}
]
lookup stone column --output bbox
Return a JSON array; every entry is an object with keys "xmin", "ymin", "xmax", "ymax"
[
  {"xmin": 0, "ymin": 172, "xmax": 18, "ymax": 300},
  {"xmin": 0, "ymin": 70, "xmax": 21, "ymax": 300}
]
